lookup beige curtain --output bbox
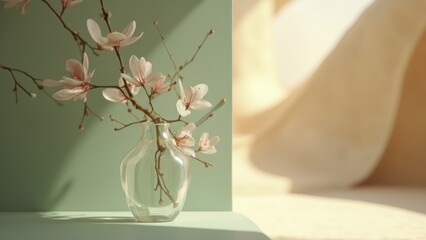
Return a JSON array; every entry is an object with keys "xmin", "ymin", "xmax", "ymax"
[{"xmin": 233, "ymin": 0, "xmax": 426, "ymax": 193}]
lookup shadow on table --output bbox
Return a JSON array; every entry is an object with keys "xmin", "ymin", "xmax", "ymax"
[{"xmin": 5, "ymin": 213, "xmax": 271, "ymax": 240}]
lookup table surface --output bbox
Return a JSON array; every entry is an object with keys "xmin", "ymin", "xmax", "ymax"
[{"xmin": 0, "ymin": 211, "xmax": 270, "ymax": 240}]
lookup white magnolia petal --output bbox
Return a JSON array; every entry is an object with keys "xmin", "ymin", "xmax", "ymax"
[
  {"xmin": 137, "ymin": 57, "xmax": 147, "ymax": 81},
  {"xmin": 183, "ymin": 122, "xmax": 196, "ymax": 132},
  {"xmin": 184, "ymin": 87, "xmax": 193, "ymax": 102},
  {"xmin": 74, "ymin": 91, "xmax": 88, "ymax": 102},
  {"xmin": 201, "ymin": 147, "xmax": 217, "ymax": 154},
  {"xmin": 62, "ymin": 77, "xmax": 83, "ymax": 86},
  {"xmin": 199, "ymin": 132, "xmax": 209, "ymax": 144},
  {"xmin": 193, "ymin": 83, "xmax": 209, "ymax": 100},
  {"xmin": 129, "ymin": 55, "xmax": 140, "ymax": 80},
  {"xmin": 87, "ymin": 19, "xmax": 104, "ymax": 44},
  {"xmin": 154, "ymin": 81, "xmax": 171, "ymax": 94},
  {"xmin": 82, "ymin": 52, "xmax": 89, "ymax": 79},
  {"xmin": 177, "ymin": 100, "xmax": 190, "ymax": 117},
  {"xmin": 88, "ymin": 70, "xmax": 95, "ymax": 80},
  {"xmin": 122, "ymin": 20, "xmax": 136, "ymax": 37},
  {"xmin": 144, "ymin": 60, "xmax": 152, "ymax": 77},
  {"xmin": 180, "ymin": 147, "xmax": 195, "ymax": 157},
  {"xmin": 107, "ymin": 32, "xmax": 127, "ymax": 45},
  {"xmin": 178, "ymin": 79, "xmax": 185, "ymax": 100},
  {"xmin": 102, "ymin": 88, "xmax": 125, "ymax": 103},
  {"xmin": 156, "ymin": 83, "xmax": 171, "ymax": 93},
  {"xmin": 209, "ymin": 136, "xmax": 220, "ymax": 146},
  {"xmin": 131, "ymin": 86, "xmax": 141, "ymax": 95},
  {"xmin": 121, "ymin": 33, "xmax": 143, "ymax": 47},
  {"xmin": 121, "ymin": 73, "xmax": 139, "ymax": 86},
  {"xmin": 65, "ymin": 59, "xmax": 84, "ymax": 81},
  {"xmin": 53, "ymin": 89, "xmax": 82, "ymax": 101},
  {"xmin": 145, "ymin": 72, "xmax": 162, "ymax": 87},
  {"xmin": 190, "ymin": 100, "xmax": 212, "ymax": 110},
  {"xmin": 180, "ymin": 136, "xmax": 195, "ymax": 147},
  {"xmin": 41, "ymin": 79, "xmax": 63, "ymax": 87}
]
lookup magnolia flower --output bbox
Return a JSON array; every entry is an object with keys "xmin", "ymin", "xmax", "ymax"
[
  {"xmin": 176, "ymin": 80, "xmax": 212, "ymax": 117},
  {"xmin": 173, "ymin": 123, "xmax": 196, "ymax": 157},
  {"xmin": 121, "ymin": 55, "xmax": 170, "ymax": 94},
  {"xmin": 146, "ymin": 73, "xmax": 170, "ymax": 94},
  {"xmin": 102, "ymin": 77, "xmax": 139, "ymax": 103},
  {"xmin": 61, "ymin": 0, "xmax": 83, "ymax": 9},
  {"xmin": 42, "ymin": 52, "xmax": 94, "ymax": 102},
  {"xmin": 3, "ymin": 0, "xmax": 31, "ymax": 14},
  {"xmin": 87, "ymin": 19, "xmax": 143, "ymax": 50},
  {"xmin": 197, "ymin": 132, "xmax": 220, "ymax": 154},
  {"xmin": 121, "ymin": 55, "xmax": 152, "ymax": 87}
]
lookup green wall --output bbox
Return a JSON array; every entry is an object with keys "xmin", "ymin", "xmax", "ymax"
[{"xmin": 0, "ymin": 0, "xmax": 231, "ymax": 211}]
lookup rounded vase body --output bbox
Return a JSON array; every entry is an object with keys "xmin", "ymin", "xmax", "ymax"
[{"xmin": 120, "ymin": 122, "xmax": 191, "ymax": 222}]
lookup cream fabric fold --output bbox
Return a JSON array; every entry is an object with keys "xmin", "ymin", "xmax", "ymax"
[{"xmin": 234, "ymin": 0, "xmax": 426, "ymax": 192}]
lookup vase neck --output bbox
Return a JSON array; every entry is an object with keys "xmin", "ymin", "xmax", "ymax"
[{"xmin": 143, "ymin": 122, "xmax": 172, "ymax": 143}]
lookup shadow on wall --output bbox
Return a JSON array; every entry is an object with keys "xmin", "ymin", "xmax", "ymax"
[{"xmin": 0, "ymin": 0, "xmax": 202, "ymax": 211}]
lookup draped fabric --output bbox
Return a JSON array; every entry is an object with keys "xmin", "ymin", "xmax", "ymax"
[
  {"xmin": 233, "ymin": 1, "xmax": 426, "ymax": 238},
  {"xmin": 233, "ymin": 0, "xmax": 426, "ymax": 193}
]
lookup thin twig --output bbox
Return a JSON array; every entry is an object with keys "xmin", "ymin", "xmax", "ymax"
[
  {"xmin": 154, "ymin": 21, "xmax": 181, "ymax": 79},
  {"xmin": 86, "ymin": 105, "xmax": 104, "ymax": 121},
  {"xmin": 79, "ymin": 102, "xmax": 104, "ymax": 130},
  {"xmin": 170, "ymin": 29, "xmax": 214, "ymax": 83},
  {"xmin": 196, "ymin": 98, "xmax": 226, "ymax": 126},
  {"xmin": 6, "ymin": 69, "xmax": 35, "ymax": 103},
  {"xmin": 1, "ymin": 64, "xmax": 43, "ymax": 87},
  {"xmin": 1, "ymin": 65, "xmax": 64, "ymax": 105},
  {"xmin": 191, "ymin": 156, "xmax": 213, "ymax": 168},
  {"xmin": 109, "ymin": 115, "xmax": 147, "ymax": 131}
]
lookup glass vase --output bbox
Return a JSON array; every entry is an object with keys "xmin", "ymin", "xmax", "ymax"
[{"xmin": 120, "ymin": 122, "xmax": 191, "ymax": 222}]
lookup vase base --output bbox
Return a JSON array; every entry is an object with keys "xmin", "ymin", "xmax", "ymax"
[{"xmin": 134, "ymin": 215, "xmax": 176, "ymax": 223}]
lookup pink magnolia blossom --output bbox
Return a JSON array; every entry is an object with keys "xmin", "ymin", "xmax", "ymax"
[
  {"xmin": 121, "ymin": 55, "xmax": 170, "ymax": 94},
  {"xmin": 176, "ymin": 80, "xmax": 212, "ymax": 117},
  {"xmin": 61, "ymin": 0, "xmax": 83, "ymax": 9},
  {"xmin": 197, "ymin": 132, "xmax": 220, "ymax": 154},
  {"xmin": 146, "ymin": 73, "xmax": 170, "ymax": 94},
  {"xmin": 87, "ymin": 19, "xmax": 143, "ymax": 50},
  {"xmin": 173, "ymin": 123, "xmax": 196, "ymax": 157},
  {"xmin": 3, "ymin": 0, "xmax": 31, "ymax": 14},
  {"xmin": 42, "ymin": 52, "xmax": 94, "ymax": 102},
  {"xmin": 102, "ymin": 77, "xmax": 139, "ymax": 103},
  {"xmin": 120, "ymin": 55, "xmax": 152, "ymax": 87}
]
